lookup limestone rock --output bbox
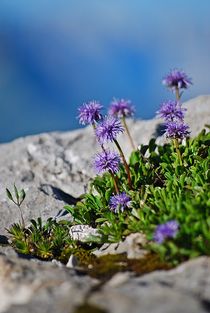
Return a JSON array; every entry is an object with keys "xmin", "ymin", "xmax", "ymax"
[
  {"xmin": 66, "ymin": 254, "xmax": 79, "ymax": 268},
  {"xmin": 93, "ymin": 233, "xmax": 148, "ymax": 259},
  {"xmin": 69, "ymin": 224, "xmax": 100, "ymax": 242},
  {"xmin": 0, "ymin": 252, "xmax": 209, "ymax": 313},
  {"xmin": 89, "ymin": 257, "xmax": 210, "ymax": 313},
  {"xmin": 0, "ymin": 254, "xmax": 98, "ymax": 313}
]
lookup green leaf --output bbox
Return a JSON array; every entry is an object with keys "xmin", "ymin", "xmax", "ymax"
[
  {"xmin": 149, "ymin": 138, "xmax": 157, "ymax": 153},
  {"xmin": 6, "ymin": 188, "xmax": 14, "ymax": 202},
  {"xmin": 95, "ymin": 217, "xmax": 107, "ymax": 223},
  {"xmin": 14, "ymin": 184, "xmax": 20, "ymax": 203},
  {"xmin": 19, "ymin": 189, "xmax": 26, "ymax": 205}
]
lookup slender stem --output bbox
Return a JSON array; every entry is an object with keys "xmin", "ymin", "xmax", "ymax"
[
  {"xmin": 92, "ymin": 122, "xmax": 96, "ymax": 130},
  {"xmin": 18, "ymin": 205, "xmax": 25, "ymax": 228},
  {"xmin": 154, "ymin": 169, "xmax": 164, "ymax": 185},
  {"xmin": 109, "ymin": 171, "xmax": 119, "ymax": 194},
  {"xmin": 101, "ymin": 144, "xmax": 107, "ymax": 152},
  {"xmin": 173, "ymin": 138, "xmax": 182, "ymax": 166},
  {"xmin": 113, "ymin": 139, "xmax": 132, "ymax": 189},
  {"xmin": 121, "ymin": 116, "xmax": 136, "ymax": 150},
  {"xmin": 92, "ymin": 122, "xmax": 106, "ymax": 152},
  {"xmin": 175, "ymin": 87, "xmax": 181, "ymax": 101}
]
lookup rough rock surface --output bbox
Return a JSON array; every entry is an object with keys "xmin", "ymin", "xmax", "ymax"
[
  {"xmin": 69, "ymin": 224, "xmax": 100, "ymax": 242},
  {"xmin": 89, "ymin": 257, "xmax": 210, "ymax": 313},
  {"xmin": 0, "ymin": 253, "xmax": 97, "ymax": 313},
  {"xmin": 0, "ymin": 253, "xmax": 210, "ymax": 313},
  {"xmin": 93, "ymin": 233, "xmax": 148, "ymax": 259},
  {"xmin": 0, "ymin": 95, "xmax": 209, "ymax": 312}
]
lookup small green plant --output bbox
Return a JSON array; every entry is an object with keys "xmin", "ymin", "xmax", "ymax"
[
  {"xmin": 7, "ymin": 217, "xmax": 77, "ymax": 260},
  {"xmin": 6, "ymin": 184, "xmax": 26, "ymax": 228}
]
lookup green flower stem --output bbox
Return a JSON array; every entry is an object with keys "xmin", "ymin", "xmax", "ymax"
[
  {"xmin": 174, "ymin": 87, "xmax": 183, "ymax": 165},
  {"xmin": 113, "ymin": 139, "xmax": 132, "ymax": 189},
  {"xmin": 17, "ymin": 205, "xmax": 25, "ymax": 229},
  {"xmin": 121, "ymin": 116, "xmax": 136, "ymax": 150},
  {"xmin": 92, "ymin": 122, "xmax": 96, "ymax": 129},
  {"xmin": 92, "ymin": 122, "xmax": 107, "ymax": 152},
  {"xmin": 175, "ymin": 86, "xmax": 181, "ymax": 101},
  {"xmin": 109, "ymin": 171, "xmax": 119, "ymax": 194},
  {"xmin": 173, "ymin": 138, "xmax": 182, "ymax": 166}
]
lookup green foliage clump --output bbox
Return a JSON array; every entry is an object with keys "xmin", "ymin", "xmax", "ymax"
[
  {"xmin": 6, "ymin": 129, "xmax": 210, "ymax": 266},
  {"xmin": 7, "ymin": 217, "xmax": 75, "ymax": 260},
  {"xmin": 64, "ymin": 129, "xmax": 210, "ymax": 263}
]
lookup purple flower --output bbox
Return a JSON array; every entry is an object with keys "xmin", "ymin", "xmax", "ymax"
[
  {"xmin": 93, "ymin": 150, "xmax": 121, "ymax": 174},
  {"xmin": 109, "ymin": 192, "xmax": 131, "ymax": 213},
  {"xmin": 78, "ymin": 101, "xmax": 103, "ymax": 125},
  {"xmin": 109, "ymin": 98, "xmax": 135, "ymax": 118},
  {"xmin": 162, "ymin": 69, "xmax": 192, "ymax": 91},
  {"xmin": 157, "ymin": 100, "xmax": 186, "ymax": 122},
  {"xmin": 165, "ymin": 121, "xmax": 190, "ymax": 139},
  {"xmin": 154, "ymin": 220, "xmax": 179, "ymax": 244},
  {"xmin": 95, "ymin": 116, "xmax": 124, "ymax": 144}
]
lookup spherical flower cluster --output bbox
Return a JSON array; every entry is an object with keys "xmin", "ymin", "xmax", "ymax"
[
  {"xmin": 165, "ymin": 121, "xmax": 190, "ymax": 139},
  {"xmin": 78, "ymin": 101, "xmax": 103, "ymax": 125},
  {"xmin": 109, "ymin": 192, "xmax": 131, "ymax": 213},
  {"xmin": 109, "ymin": 98, "xmax": 135, "ymax": 118},
  {"xmin": 162, "ymin": 69, "xmax": 192, "ymax": 91},
  {"xmin": 95, "ymin": 116, "xmax": 124, "ymax": 144},
  {"xmin": 154, "ymin": 220, "xmax": 179, "ymax": 244},
  {"xmin": 93, "ymin": 150, "xmax": 121, "ymax": 174},
  {"xmin": 157, "ymin": 100, "xmax": 186, "ymax": 122},
  {"xmin": 158, "ymin": 69, "xmax": 191, "ymax": 140}
]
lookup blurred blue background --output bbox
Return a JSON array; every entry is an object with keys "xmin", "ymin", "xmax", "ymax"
[{"xmin": 0, "ymin": 0, "xmax": 209, "ymax": 142}]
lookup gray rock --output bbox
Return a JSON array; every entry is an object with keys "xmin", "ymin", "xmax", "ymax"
[
  {"xmin": 0, "ymin": 130, "xmax": 91, "ymax": 234},
  {"xmin": 93, "ymin": 232, "xmax": 148, "ymax": 259},
  {"xmin": 0, "ymin": 253, "xmax": 98, "ymax": 313},
  {"xmin": 89, "ymin": 257, "xmax": 210, "ymax": 313},
  {"xmin": 0, "ymin": 252, "xmax": 209, "ymax": 313},
  {"xmin": 66, "ymin": 254, "xmax": 79, "ymax": 268},
  {"xmin": 69, "ymin": 224, "xmax": 100, "ymax": 242}
]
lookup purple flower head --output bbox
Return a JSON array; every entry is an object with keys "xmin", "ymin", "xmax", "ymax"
[
  {"xmin": 78, "ymin": 100, "xmax": 103, "ymax": 125},
  {"xmin": 157, "ymin": 100, "xmax": 186, "ymax": 122},
  {"xmin": 165, "ymin": 121, "xmax": 190, "ymax": 139},
  {"xmin": 162, "ymin": 69, "xmax": 192, "ymax": 91},
  {"xmin": 95, "ymin": 116, "xmax": 124, "ymax": 144},
  {"xmin": 93, "ymin": 150, "xmax": 121, "ymax": 175},
  {"xmin": 109, "ymin": 192, "xmax": 131, "ymax": 213},
  {"xmin": 109, "ymin": 98, "xmax": 135, "ymax": 118},
  {"xmin": 154, "ymin": 220, "xmax": 179, "ymax": 244}
]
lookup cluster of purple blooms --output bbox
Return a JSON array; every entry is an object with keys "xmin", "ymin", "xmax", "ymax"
[
  {"xmin": 162, "ymin": 69, "xmax": 192, "ymax": 91},
  {"xmin": 78, "ymin": 70, "xmax": 187, "ymax": 243},
  {"xmin": 158, "ymin": 69, "xmax": 191, "ymax": 139},
  {"xmin": 158, "ymin": 100, "xmax": 185, "ymax": 121},
  {"xmin": 78, "ymin": 99, "xmax": 134, "ymax": 214},
  {"xmin": 152, "ymin": 69, "xmax": 192, "ymax": 242},
  {"xmin": 95, "ymin": 116, "xmax": 124, "ymax": 144},
  {"xmin": 109, "ymin": 192, "xmax": 131, "ymax": 213},
  {"xmin": 108, "ymin": 98, "xmax": 135, "ymax": 118},
  {"xmin": 78, "ymin": 100, "xmax": 103, "ymax": 125},
  {"xmin": 154, "ymin": 220, "xmax": 179, "ymax": 244},
  {"xmin": 93, "ymin": 149, "xmax": 121, "ymax": 174}
]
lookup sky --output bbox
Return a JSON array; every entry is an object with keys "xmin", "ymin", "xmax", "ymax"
[{"xmin": 0, "ymin": 0, "xmax": 209, "ymax": 142}]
